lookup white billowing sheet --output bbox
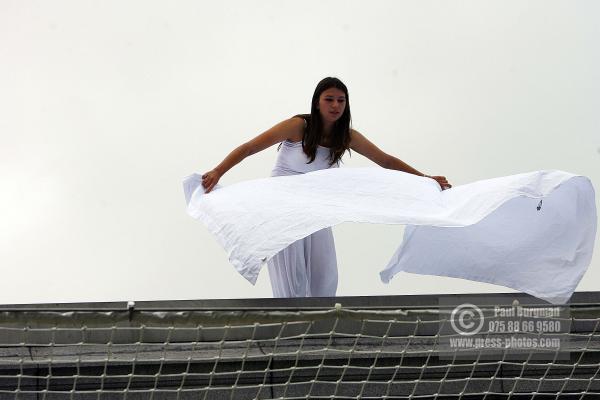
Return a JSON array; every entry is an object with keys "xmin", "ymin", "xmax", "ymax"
[{"xmin": 184, "ymin": 168, "xmax": 596, "ymax": 304}]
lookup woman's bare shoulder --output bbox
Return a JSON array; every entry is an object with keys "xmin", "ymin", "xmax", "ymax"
[
  {"xmin": 284, "ymin": 116, "xmax": 305, "ymax": 142},
  {"xmin": 349, "ymin": 128, "xmax": 363, "ymax": 142}
]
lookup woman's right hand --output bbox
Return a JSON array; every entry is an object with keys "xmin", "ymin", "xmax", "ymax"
[{"xmin": 202, "ymin": 169, "xmax": 222, "ymax": 193}]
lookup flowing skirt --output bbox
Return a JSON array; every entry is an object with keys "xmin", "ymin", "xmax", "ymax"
[{"xmin": 267, "ymin": 227, "xmax": 338, "ymax": 297}]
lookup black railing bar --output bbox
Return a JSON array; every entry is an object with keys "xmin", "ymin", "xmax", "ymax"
[{"xmin": 1, "ymin": 304, "xmax": 600, "ymax": 313}]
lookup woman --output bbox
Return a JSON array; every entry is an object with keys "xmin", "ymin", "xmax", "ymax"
[{"xmin": 201, "ymin": 77, "xmax": 451, "ymax": 297}]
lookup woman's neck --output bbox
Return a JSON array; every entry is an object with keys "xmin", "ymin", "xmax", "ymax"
[
  {"xmin": 320, "ymin": 126, "xmax": 333, "ymax": 147},
  {"xmin": 321, "ymin": 121, "xmax": 333, "ymax": 136}
]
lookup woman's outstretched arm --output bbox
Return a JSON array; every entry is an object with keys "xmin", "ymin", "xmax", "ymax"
[
  {"xmin": 202, "ymin": 117, "xmax": 303, "ymax": 192},
  {"xmin": 349, "ymin": 129, "xmax": 451, "ymax": 189}
]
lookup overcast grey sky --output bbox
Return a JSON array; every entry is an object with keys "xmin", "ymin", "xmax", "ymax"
[{"xmin": 1, "ymin": 0, "xmax": 598, "ymax": 304}]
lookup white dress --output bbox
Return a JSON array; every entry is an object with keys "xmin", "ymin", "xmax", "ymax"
[{"xmin": 267, "ymin": 139, "xmax": 339, "ymax": 297}]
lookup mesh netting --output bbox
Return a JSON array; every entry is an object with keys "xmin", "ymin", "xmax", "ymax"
[{"xmin": 0, "ymin": 300, "xmax": 599, "ymax": 399}]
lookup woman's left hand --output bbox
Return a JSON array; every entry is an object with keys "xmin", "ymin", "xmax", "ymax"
[{"xmin": 424, "ymin": 174, "xmax": 452, "ymax": 190}]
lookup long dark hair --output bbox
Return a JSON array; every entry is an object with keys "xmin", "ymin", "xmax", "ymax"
[{"xmin": 301, "ymin": 77, "xmax": 352, "ymax": 166}]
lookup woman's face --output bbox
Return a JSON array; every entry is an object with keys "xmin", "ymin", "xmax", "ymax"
[{"xmin": 318, "ymin": 87, "xmax": 346, "ymax": 124}]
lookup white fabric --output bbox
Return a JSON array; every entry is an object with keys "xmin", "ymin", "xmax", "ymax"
[
  {"xmin": 267, "ymin": 227, "xmax": 338, "ymax": 297},
  {"xmin": 184, "ymin": 167, "xmax": 596, "ymax": 304},
  {"xmin": 271, "ymin": 140, "xmax": 338, "ymax": 176},
  {"xmin": 267, "ymin": 140, "xmax": 339, "ymax": 297}
]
